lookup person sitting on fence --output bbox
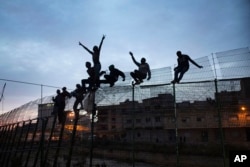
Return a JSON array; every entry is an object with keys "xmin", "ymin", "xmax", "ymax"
[
  {"xmin": 171, "ymin": 51, "xmax": 203, "ymax": 84},
  {"xmin": 79, "ymin": 35, "xmax": 105, "ymax": 88},
  {"xmin": 129, "ymin": 51, "xmax": 151, "ymax": 85},
  {"xmin": 100, "ymin": 64, "xmax": 125, "ymax": 87},
  {"xmin": 81, "ymin": 61, "xmax": 105, "ymax": 91}
]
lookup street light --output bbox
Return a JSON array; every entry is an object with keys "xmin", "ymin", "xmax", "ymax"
[{"xmin": 241, "ymin": 106, "xmax": 246, "ymax": 112}]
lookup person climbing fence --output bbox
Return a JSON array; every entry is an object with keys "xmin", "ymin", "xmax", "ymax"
[
  {"xmin": 171, "ymin": 51, "xmax": 203, "ymax": 84},
  {"xmin": 71, "ymin": 84, "xmax": 86, "ymax": 113},
  {"xmin": 57, "ymin": 87, "xmax": 71, "ymax": 124},
  {"xmin": 51, "ymin": 89, "xmax": 62, "ymax": 116},
  {"xmin": 100, "ymin": 64, "xmax": 125, "ymax": 87},
  {"xmin": 82, "ymin": 61, "xmax": 105, "ymax": 91},
  {"xmin": 129, "ymin": 51, "xmax": 151, "ymax": 85},
  {"xmin": 79, "ymin": 35, "xmax": 105, "ymax": 88}
]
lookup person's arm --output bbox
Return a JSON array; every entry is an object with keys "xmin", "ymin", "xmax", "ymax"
[
  {"xmin": 79, "ymin": 42, "xmax": 93, "ymax": 55},
  {"xmin": 188, "ymin": 57, "xmax": 203, "ymax": 68},
  {"xmin": 147, "ymin": 64, "xmax": 151, "ymax": 80},
  {"xmin": 99, "ymin": 71, "xmax": 106, "ymax": 77},
  {"xmin": 118, "ymin": 69, "xmax": 126, "ymax": 81},
  {"xmin": 98, "ymin": 35, "xmax": 105, "ymax": 52},
  {"xmin": 129, "ymin": 51, "xmax": 140, "ymax": 66},
  {"xmin": 66, "ymin": 91, "xmax": 72, "ymax": 98},
  {"xmin": 176, "ymin": 58, "xmax": 181, "ymax": 68}
]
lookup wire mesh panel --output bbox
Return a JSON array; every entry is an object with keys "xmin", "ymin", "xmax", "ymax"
[{"xmin": 215, "ymin": 47, "xmax": 250, "ymax": 79}]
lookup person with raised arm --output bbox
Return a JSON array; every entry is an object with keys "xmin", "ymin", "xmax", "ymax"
[
  {"xmin": 79, "ymin": 35, "xmax": 105, "ymax": 88},
  {"xmin": 130, "ymin": 51, "xmax": 151, "ymax": 85}
]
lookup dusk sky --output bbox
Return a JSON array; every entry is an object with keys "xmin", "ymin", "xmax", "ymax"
[{"xmin": 0, "ymin": 0, "xmax": 250, "ymax": 113}]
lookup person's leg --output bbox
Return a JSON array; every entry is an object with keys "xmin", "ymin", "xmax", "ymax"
[
  {"xmin": 134, "ymin": 70, "xmax": 142, "ymax": 83},
  {"xmin": 88, "ymin": 78, "xmax": 95, "ymax": 90},
  {"xmin": 135, "ymin": 70, "xmax": 146, "ymax": 83},
  {"xmin": 81, "ymin": 79, "xmax": 88, "ymax": 91},
  {"xmin": 94, "ymin": 64, "xmax": 101, "ymax": 87},
  {"xmin": 130, "ymin": 71, "xmax": 139, "ymax": 83},
  {"xmin": 104, "ymin": 75, "xmax": 111, "ymax": 83},
  {"xmin": 174, "ymin": 68, "xmax": 181, "ymax": 82},
  {"xmin": 57, "ymin": 110, "xmax": 63, "ymax": 124},
  {"xmin": 73, "ymin": 100, "xmax": 78, "ymax": 112},
  {"xmin": 79, "ymin": 97, "xmax": 84, "ymax": 109},
  {"xmin": 177, "ymin": 67, "xmax": 189, "ymax": 83},
  {"xmin": 109, "ymin": 76, "xmax": 117, "ymax": 87}
]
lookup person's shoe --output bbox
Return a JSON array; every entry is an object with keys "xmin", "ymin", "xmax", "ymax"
[
  {"xmin": 135, "ymin": 80, "xmax": 141, "ymax": 85},
  {"xmin": 110, "ymin": 82, "xmax": 114, "ymax": 87},
  {"xmin": 132, "ymin": 80, "xmax": 138, "ymax": 86},
  {"xmin": 171, "ymin": 80, "xmax": 176, "ymax": 84}
]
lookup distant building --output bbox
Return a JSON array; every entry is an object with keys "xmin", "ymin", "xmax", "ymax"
[{"xmin": 95, "ymin": 78, "xmax": 250, "ymax": 146}]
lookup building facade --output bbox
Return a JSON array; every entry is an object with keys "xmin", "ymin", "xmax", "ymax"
[{"xmin": 95, "ymin": 78, "xmax": 250, "ymax": 146}]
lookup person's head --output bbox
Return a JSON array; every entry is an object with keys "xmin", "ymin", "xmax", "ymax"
[
  {"xmin": 76, "ymin": 84, "xmax": 81, "ymax": 88},
  {"xmin": 141, "ymin": 58, "xmax": 146, "ymax": 64},
  {"xmin": 62, "ymin": 87, "xmax": 67, "ymax": 91},
  {"xmin": 56, "ymin": 89, "xmax": 61, "ymax": 94},
  {"xmin": 176, "ymin": 51, "xmax": 182, "ymax": 57},
  {"xmin": 109, "ymin": 64, "xmax": 115, "ymax": 71},
  {"xmin": 93, "ymin": 45, "xmax": 99, "ymax": 52},
  {"xmin": 85, "ymin": 61, "xmax": 91, "ymax": 68}
]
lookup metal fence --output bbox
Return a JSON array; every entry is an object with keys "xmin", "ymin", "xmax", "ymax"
[{"xmin": 0, "ymin": 47, "xmax": 250, "ymax": 167}]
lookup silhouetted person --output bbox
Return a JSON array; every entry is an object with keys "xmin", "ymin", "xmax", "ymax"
[
  {"xmin": 72, "ymin": 84, "xmax": 86, "ymax": 112},
  {"xmin": 57, "ymin": 87, "xmax": 71, "ymax": 124},
  {"xmin": 82, "ymin": 61, "xmax": 95, "ymax": 91},
  {"xmin": 171, "ymin": 51, "xmax": 203, "ymax": 84},
  {"xmin": 79, "ymin": 35, "xmax": 105, "ymax": 88},
  {"xmin": 52, "ymin": 89, "xmax": 65, "ymax": 124},
  {"xmin": 51, "ymin": 89, "xmax": 62, "ymax": 115},
  {"xmin": 100, "ymin": 64, "xmax": 125, "ymax": 87},
  {"xmin": 82, "ymin": 61, "xmax": 105, "ymax": 91},
  {"xmin": 130, "ymin": 51, "xmax": 151, "ymax": 85}
]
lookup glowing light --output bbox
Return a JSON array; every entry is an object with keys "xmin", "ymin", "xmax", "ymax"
[
  {"xmin": 241, "ymin": 106, "xmax": 246, "ymax": 111},
  {"xmin": 68, "ymin": 111, "xmax": 75, "ymax": 117}
]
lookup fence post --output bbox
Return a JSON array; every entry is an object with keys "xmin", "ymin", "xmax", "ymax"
[
  {"xmin": 66, "ymin": 111, "xmax": 80, "ymax": 167},
  {"xmin": 214, "ymin": 79, "xmax": 226, "ymax": 167},
  {"xmin": 33, "ymin": 117, "xmax": 48, "ymax": 167},
  {"xmin": 0, "ymin": 124, "xmax": 11, "ymax": 163},
  {"xmin": 53, "ymin": 117, "xmax": 66, "ymax": 167},
  {"xmin": 20, "ymin": 120, "xmax": 32, "ymax": 161},
  {"xmin": 4, "ymin": 123, "xmax": 20, "ymax": 167},
  {"xmin": 43, "ymin": 115, "xmax": 57, "ymax": 166},
  {"xmin": 24, "ymin": 118, "xmax": 39, "ymax": 167},
  {"xmin": 132, "ymin": 83, "xmax": 135, "ymax": 167},
  {"xmin": 89, "ymin": 91, "xmax": 96, "ymax": 167},
  {"xmin": 173, "ymin": 83, "xmax": 179, "ymax": 167}
]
